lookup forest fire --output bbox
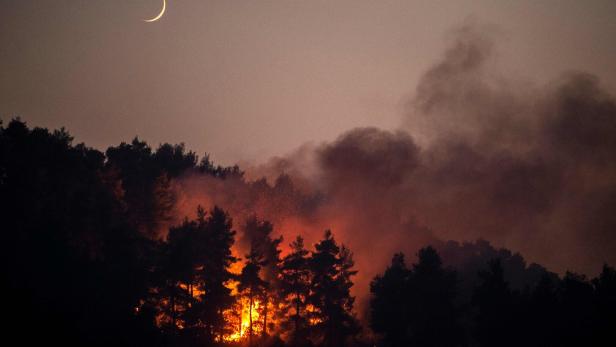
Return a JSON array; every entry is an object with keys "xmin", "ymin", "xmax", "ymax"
[
  {"xmin": 224, "ymin": 261, "xmax": 267, "ymax": 342},
  {"xmin": 5, "ymin": 2, "xmax": 616, "ymax": 344},
  {"xmin": 224, "ymin": 298, "xmax": 263, "ymax": 342},
  {"xmin": 5, "ymin": 113, "xmax": 616, "ymax": 346},
  {"xmin": 223, "ymin": 300, "xmax": 260, "ymax": 342},
  {"xmin": 129, "ymin": 204, "xmax": 358, "ymax": 346}
]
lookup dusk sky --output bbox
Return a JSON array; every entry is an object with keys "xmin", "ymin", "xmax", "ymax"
[{"xmin": 2, "ymin": 0, "xmax": 616, "ymax": 165}]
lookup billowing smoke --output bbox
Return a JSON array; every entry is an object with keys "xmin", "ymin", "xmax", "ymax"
[
  {"xmin": 404, "ymin": 23, "xmax": 616, "ymax": 275},
  {"xmin": 172, "ymin": 22, "xmax": 616, "ymax": 315}
]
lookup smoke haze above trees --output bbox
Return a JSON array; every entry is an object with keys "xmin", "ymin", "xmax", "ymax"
[
  {"xmin": 158, "ymin": 24, "xmax": 616, "ymax": 316},
  {"xmin": 220, "ymin": 23, "xmax": 616, "ymax": 282}
]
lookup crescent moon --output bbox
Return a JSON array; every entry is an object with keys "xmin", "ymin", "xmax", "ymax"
[{"xmin": 144, "ymin": 0, "xmax": 166, "ymax": 22}]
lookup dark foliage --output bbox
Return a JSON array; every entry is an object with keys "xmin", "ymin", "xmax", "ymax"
[
  {"xmin": 308, "ymin": 230, "xmax": 361, "ymax": 347},
  {"xmin": 371, "ymin": 246, "xmax": 616, "ymax": 347},
  {"xmin": 1, "ymin": 119, "xmax": 161, "ymax": 346},
  {"xmin": 279, "ymin": 236, "xmax": 312, "ymax": 342},
  {"xmin": 370, "ymin": 248, "xmax": 464, "ymax": 347}
]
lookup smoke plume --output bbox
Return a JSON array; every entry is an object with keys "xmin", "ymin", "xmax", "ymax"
[{"xmin": 172, "ymin": 22, "xmax": 616, "ymax": 314}]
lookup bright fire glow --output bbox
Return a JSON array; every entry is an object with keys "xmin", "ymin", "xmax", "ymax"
[
  {"xmin": 224, "ymin": 258, "xmax": 264, "ymax": 342},
  {"xmin": 224, "ymin": 297, "xmax": 262, "ymax": 342}
]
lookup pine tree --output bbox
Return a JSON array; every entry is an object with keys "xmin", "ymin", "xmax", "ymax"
[
  {"xmin": 473, "ymin": 259, "xmax": 517, "ymax": 347},
  {"xmin": 308, "ymin": 230, "xmax": 360, "ymax": 347},
  {"xmin": 280, "ymin": 236, "xmax": 312, "ymax": 341},
  {"xmin": 194, "ymin": 206, "xmax": 238, "ymax": 342},
  {"xmin": 242, "ymin": 215, "xmax": 283, "ymax": 336},
  {"xmin": 370, "ymin": 253, "xmax": 410, "ymax": 347},
  {"xmin": 406, "ymin": 247, "xmax": 462, "ymax": 347},
  {"xmin": 157, "ymin": 217, "xmax": 199, "ymax": 332},
  {"xmin": 238, "ymin": 242, "xmax": 269, "ymax": 346}
]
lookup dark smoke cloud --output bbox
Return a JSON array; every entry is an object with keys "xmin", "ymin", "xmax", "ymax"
[
  {"xmin": 319, "ymin": 127, "xmax": 419, "ymax": 188},
  {"xmin": 403, "ymin": 24, "xmax": 616, "ymax": 274},
  {"xmin": 173, "ymin": 22, "xmax": 616, "ymax": 313}
]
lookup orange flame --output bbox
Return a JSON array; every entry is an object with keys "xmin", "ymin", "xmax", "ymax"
[{"xmin": 224, "ymin": 297, "xmax": 262, "ymax": 342}]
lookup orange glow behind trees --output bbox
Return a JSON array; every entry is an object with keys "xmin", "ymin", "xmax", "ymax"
[{"xmin": 139, "ymin": 211, "xmax": 359, "ymax": 345}]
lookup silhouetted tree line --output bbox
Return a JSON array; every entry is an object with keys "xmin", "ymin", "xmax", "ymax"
[
  {"xmin": 3, "ymin": 119, "xmax": 615, "ymax": 347},
  {"xmin": 1, "ymin": 120, "xmax": 359, "ymax": 347},
  {"xmin": 370, "ymin": 246, "xmax": 616, "ymax": 347}
]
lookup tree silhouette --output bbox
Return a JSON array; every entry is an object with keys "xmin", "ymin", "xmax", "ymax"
[
  {"xmin": 242, "ymin": 215, "xmax": 283, "ymax": 337},
  {"xmin": 280, "ymin": 236, "xmax": 312, "ymax": 343},
  {"xmin": 592, "ymin": 264, "xmax": 616, "ymax": 346},
  {"xmin": 408, "ymin": 247, "xmax": 462, "ymax": 347},
  {"xmin": 147, "ymin": 205, "xmax": 238, "ymax": 344},
  {"xmin": 472, "ymin": 259, "xmax": 524, "ymax": 347},
  {"xmin": 370, "ymin": 248, "xmax": 463, "ymax": 347},
  {"xmin": 1, "ymin": 120, "xmax": 159, "ymax": 346},
  {"xmin": 370, "ymin": 253, "xmax": 410, "ymax": 347},
  {"xmin": 308, "ymin": 230, "xmax": 360, "ymax": 347},
  {"xmin": 157, "ymin": 218, "xmax": 199, "ymax": 332},
  {"xmin": 239, "ymin": 242, "xmax": 269, "ymax": 346},
  {"xmin": 196, "ymin": 206, "xmax": 238, "ymax": 343},
  {"xmin": 558, "ymin": 272, "xmax": 595, "ymax": 347}
]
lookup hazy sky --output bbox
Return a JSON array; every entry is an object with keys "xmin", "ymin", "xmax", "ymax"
[{"xmin": 2, "ymin": 0, "xmax": 616, "ymax": 165}]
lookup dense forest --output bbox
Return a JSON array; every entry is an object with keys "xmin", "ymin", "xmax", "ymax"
[{"xmin": 2, "ymin": 119, "xmax": 615, "ymax": 347}]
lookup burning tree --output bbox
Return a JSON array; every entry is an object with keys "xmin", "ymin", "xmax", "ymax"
[
  {"xmin": 238, "ymin": 245, "xmax": 269, "ymax": 345},
  {"xmin": 142, "ymin": 204, "xmax": 361, "ymax": 346},
  {"xmin": 195, "ymin": 206, "xmax": 238, "ymax": 341},
  {"xmin": 242, "ymin": 215, "xmax": 283, "ymax": 338},
  {"xmin": 147, "ymin": 206, "xmax": 238, "ymax": 343}
]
